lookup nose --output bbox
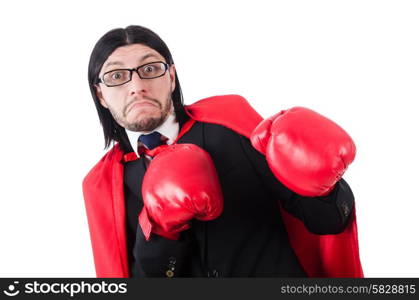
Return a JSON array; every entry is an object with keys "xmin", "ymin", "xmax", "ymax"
[{"xmin": 128, "ymin": 70, "xmax": 147, "ymax": 95}]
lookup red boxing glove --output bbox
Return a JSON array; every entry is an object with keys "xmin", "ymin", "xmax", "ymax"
[
  {"xmin": 139, "ymin": 144, "xmax": 223, "ymax": 241},
  {"xmin": 250, "ymin": 107, "xmax": 356, "ymax": 197}
]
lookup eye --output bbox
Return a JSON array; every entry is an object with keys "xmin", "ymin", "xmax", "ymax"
[
  {"xmin": 103, "ymin": 70, "xmax": 129, "ymax": 86},
  {"xmin": 138, "ymin": 62, "xmax": 166, "ymax": 78},
  {"xmin": 111, "ymin": 72, "xmax": 124, "ymax": 80},
  {"xmin": 144, "ymin": 65, "xmax": 156, "ymax": 73}
]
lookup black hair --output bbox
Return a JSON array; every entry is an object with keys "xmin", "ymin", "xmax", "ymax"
[{"xmin": 87, "ymin": 25, "xmax": 188, "ymax": 150}]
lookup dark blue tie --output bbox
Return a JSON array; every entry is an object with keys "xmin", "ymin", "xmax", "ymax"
[{"xmin": 138, "ymin": 131, "xmax": 164, "ymax": 150}]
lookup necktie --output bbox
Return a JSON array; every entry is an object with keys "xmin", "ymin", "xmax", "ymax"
[{"xmin": 138, "ymin": 131, "xmax": 164, "ymax": 150}]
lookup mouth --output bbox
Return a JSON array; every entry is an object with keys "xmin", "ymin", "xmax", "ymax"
[{"xmin": 126, "ymin": 100, "xmax": 159, "ymax": 114}]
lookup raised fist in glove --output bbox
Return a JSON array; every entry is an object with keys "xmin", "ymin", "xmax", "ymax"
[
  {"xmin": 139, "ymin": 144, "xmax": 223, "ymax": 241},
  {"xmin": 250, "ymin": 107, "xmax": 356, "ymax": 197}
]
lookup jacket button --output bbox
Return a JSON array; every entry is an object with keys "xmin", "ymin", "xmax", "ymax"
[
  {"xmin": 341, "ymin": 202, "xmax": 350, "ymax": 217},
  {"xmin": 169, "ymin": 256, "xmax": 176, "ymax": 264},
  {"xmin": 166, "ymin": 256, "xmax": 176, "ymax": 277}
]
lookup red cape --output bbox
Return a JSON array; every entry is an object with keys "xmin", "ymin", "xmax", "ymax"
[{"xmin": 83, "ymin": 94, "xmax": 363, "ymax": 277}]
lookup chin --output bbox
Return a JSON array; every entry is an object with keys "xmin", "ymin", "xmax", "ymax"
[{"xmin": 127, "ymin": 115, "xmax": 164, "ymax": 132}]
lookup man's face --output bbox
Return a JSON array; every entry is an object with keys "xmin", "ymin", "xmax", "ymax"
[{"xmin": 95, "ymin": 44, "xmax": 176, "ymax": 132}]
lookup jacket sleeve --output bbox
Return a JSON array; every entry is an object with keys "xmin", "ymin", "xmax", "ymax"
[{"xmin": 239, "ymin": 133, "xmax": 355, "ymax": 235}]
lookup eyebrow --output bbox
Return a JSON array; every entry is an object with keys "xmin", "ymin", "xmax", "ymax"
[{"xmin": 103, "ymin": 53, "xmax": 160, "ymax": 70}]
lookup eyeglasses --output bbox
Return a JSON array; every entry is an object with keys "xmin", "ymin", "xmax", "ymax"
[{"xmin": 97, "ymin": 61, "xmax": 169, "ymax": 87}]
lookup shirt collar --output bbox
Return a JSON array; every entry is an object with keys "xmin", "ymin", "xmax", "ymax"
[{"xmin": 125, "ymin": 112, "xmax": 179, "ymax": 157}]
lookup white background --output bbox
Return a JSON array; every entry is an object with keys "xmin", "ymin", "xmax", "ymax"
[{"xmin": 0, "ymin": 0, "xmax": 418, "ymax": 277}]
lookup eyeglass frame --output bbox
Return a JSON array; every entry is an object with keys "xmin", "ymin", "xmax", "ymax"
[{"xmin": 97, "ymin": 61, "xmax": 170, "ymax": 87}]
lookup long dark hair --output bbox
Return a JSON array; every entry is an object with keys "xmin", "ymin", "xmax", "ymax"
[{"xmin": 88, "ymin": 25, "xmax": 188, "ymax": 150}]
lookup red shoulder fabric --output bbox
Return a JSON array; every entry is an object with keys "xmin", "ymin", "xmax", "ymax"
[
  {"xmin": 185, "ymin": 94, "xmax": 263, "ymax": 137},
  {"xmin": 185, "ymin": 94, "xmax": 363, "ymax": 277},
  {"xmin": 82, "ymin": 146, "xmax": 129, "ymax": 277}
]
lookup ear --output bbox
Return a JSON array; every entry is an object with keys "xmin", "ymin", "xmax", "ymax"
[
  {"xmin": 94, "ymin": 84, "xmax": 109, "ymax": 109},
  {"xmin": 169, "ymin": 64, "xmax": 176, "ymax": 93}
]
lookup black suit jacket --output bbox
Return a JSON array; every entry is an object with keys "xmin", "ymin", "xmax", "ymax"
[{"xmin": 122, "ymin": 120, "xmax": 354, "ymax": 277}]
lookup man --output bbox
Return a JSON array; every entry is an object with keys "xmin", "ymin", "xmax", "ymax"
[{"xmin": 83, "ymin": 25, "xmax": 363, "ymax": 278}]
